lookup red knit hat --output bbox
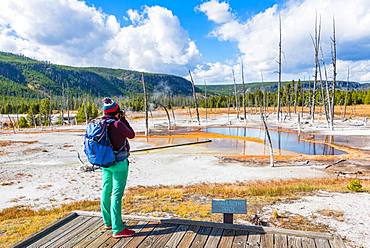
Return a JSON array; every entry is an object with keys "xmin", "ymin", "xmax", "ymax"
[{"xmin": 102, "ymin": 97, "xmax": 119, "ymax": 114}]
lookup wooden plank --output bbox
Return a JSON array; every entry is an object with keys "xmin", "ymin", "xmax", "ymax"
[
  {"xmin": 74, "ymin": 221, "xmax": 106, "ymax": 248},
  {"xmin": 333, "ymin": 235, "xmax": 346, "ymax": 248},
  {"xmin": 39, "ymin": 216, "xmax": 91, "ymax": 248},
  {"xmin": 151, "ymin": 224, "xmax": 180, "ymax": 248},
  {"xmin": 275, "ymin": 234, "xmax": 288, "ymax": 248},
  {"xmin": 288, "ymin": 236, "xmax": 302, "ymax": 248},
  {"xmin": 204, "ymin": 228, "xmax": 223, "ymax": 248},
  {"xmin": 13, "ymin": 212, "xmax": 78, "ymax": 248},
  {"xmin": 111, "ymin": 221, "xmax": 148, "ymax": 248},
  {"xmin": 76, "ymin": 212, "xmax": 334, "ymax": 240},
  {"xmin": 231, "ymin": 230, "xmax": 248, "ymax": 248},
  {"xmin": 218, "ymin": 229, "xmax": 235, "ymax": 248},
  {"xmin": 260, "ymin": 233, "xmax": 274, "ymax": 248},
  {"xmin": 98, "ymin": 220, "xmax": 139, "ymax": 248},
  {"xmin": 301, "ymin": 237, "xmax": 316, "ymax": 248},
  {"xmin": 137, "ymin": 223, "xmax": 177, "ymax": 248},
  {"xmin": 177, "ymin": 225, "xmax": 200, "ymax": 248},
  {"xmin": 28, "ymin": 214, "xmax": 83, "ymax": 248},
  {"xmin": 246, "ymin": 232, "xmax": 262, "ymax": 248},
  {"xmin": 160, "ymin": 218, "xmax": 333, "ymax": 239},
  {"xmin": 164, "ymin": 225, "xmax": 189, "ymax": 248},
  {"xmin": 59, "ymin": 217, "xmax": 101, "ymax": 248},
  {"xmin": 315, "ymin": 238, "xmax": 331, "ymax": 248},
  {"xmin": 189, "ymin": 226, "xmax": 212, "ymax": 248},
  {"xmin": 51, "ymin": 217, "xmax": 98, "ymax": 248},
  {"xmin": 122, "ymin": 221, "xmax": 159, "ymax": 247},
  {"xmin": 85, "ymin": 228, "xmax": 111, "ymax": 248}
]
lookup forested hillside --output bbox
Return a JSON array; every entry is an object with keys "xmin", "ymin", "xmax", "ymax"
[{"xmin": 0, "ymin": 52, "xmax": 193, "ymax": 97}]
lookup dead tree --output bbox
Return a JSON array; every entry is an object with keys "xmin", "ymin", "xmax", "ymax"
[
  {"xmin": 311, "ymin": 14, "xmax": 321, "ymax": 124},
  {"xmin": 157, "ymin": 102, "xmax": 171, "ymax": 130},
  {"xmin": 49, "ymin": 90, "xmax": 52, "ymax": 127},
  {"xmin": 227, "ymin": 90, "xmax": 231, "ymax": 123},
  {"xmin": 277, "ymin": 14, "xmax": 282, "ymax": 122},
  {"xmin": 141, "ymin": 72, "xmax": 149, "ymax": 136},
  {"xmin": 168, "ymin": 92, "xmax": 176, "ymax": 127},
  {"xmin": 66, "ymin": 82, "xmax": 70, "ymax": 125},
  {"xmin": 261, "ymin": 113, "xmax": 274, "ymax": 167},
  {"xmin": 204, "ymin": 75, "xmax": 208, "ymax": 125},
  {"xmin": 232, "ymin": 68, "xmax": 239, "ymax": 119},
  {"xmin": 83, "ymin": 97, "xmax": 88, "ymax": 125},
  {"xmin": 294, "ymin": 80, "xmax": 298, "ymax": 114},
  {"xmin": 261, "ymin": 71, "xmax": 266, "ymax": 114},
  {"xmin": 241, "ymin": 59, "xmax": 247, "ymax": 124},
  {"xmin": 321, "ymin": 47, "xmax": 333, "ymax": 129},
  {"xmin": 188, "ymin": 70, "xmax": 200, "ymax": 125},
  {"xmin": 343, "ymin": 67, "xmax": 350, "ymax": 119},
  {"xmin": 61, "ymin": 81, "xmax": 65, "ymax": 126},
  {"xmin": 330, "ymin": 17, "xmax": 337, "ymax": 129},
  {"xmin": 301, "ymin": 77, "xmax": 304, "ymax": 114}
]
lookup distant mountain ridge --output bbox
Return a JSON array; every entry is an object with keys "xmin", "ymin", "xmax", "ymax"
[
  {"xmin": 0, "ymin": 52, "xmax": 193, "ymax": 97},
  {"xmin": 197, "ymin": 81, "xmax": 370, "ymax": 95}
]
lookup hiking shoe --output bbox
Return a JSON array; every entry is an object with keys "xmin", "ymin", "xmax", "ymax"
[{"xmin": 112, "ymin": 228, "xmax": 135, "ymax": 238}]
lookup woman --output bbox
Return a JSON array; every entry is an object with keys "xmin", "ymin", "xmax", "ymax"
[{"xmin": 101, "ymin": 97, "xmax": 135, "ymax": 238}]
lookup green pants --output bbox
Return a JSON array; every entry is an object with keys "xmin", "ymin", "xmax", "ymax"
[{"xmin": 101, "ymin": 159, "xmax": 129, "ymax": 234}]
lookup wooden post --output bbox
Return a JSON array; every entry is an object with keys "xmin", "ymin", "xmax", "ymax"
[
  {"xmin": 141, "ymin": 72, "xmax": 149, "ymax": 136},
  {"xmin": 188, "ymin": 70, "xmax": 200, "ymax": 125}
]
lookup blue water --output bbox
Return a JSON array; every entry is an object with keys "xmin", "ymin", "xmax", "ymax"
[{"xmin": 203, "ymin": 127, "xmax": 346, "ymax": 155}]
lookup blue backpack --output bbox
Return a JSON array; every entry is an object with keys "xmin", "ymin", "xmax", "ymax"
[{"xmin": 84, "ymin": 119, "xmax": 116, "ymax": 167}]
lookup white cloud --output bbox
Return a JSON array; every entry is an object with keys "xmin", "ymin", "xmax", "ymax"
[
  {"xmin": 0, "ymin": 0, "xmax": 199, "ymax": 74},
  {"xmin": 196, "ymin": 0, "xmax": 233, "ymax": 24},
  {"xmin": 196, "ymin": 0, "xmax": 370, "ymax": 83}
]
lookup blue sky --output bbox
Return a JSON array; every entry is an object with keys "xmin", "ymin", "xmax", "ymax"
[
  {"xmin": 0, "ymin": 0, "xmax": 369, "ymax": 83},
  {"xmin": 85, "ymin": 0, "xmax": 283, "ymax": 63}
]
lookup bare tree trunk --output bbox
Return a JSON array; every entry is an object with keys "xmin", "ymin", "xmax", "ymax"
[
  {"xmin": 343, "ymin": 67, "xmax": 350, "ymax": 119},
  {"xmin": 168, "ymin": 92, "xmax": 176, "ymax": 127},
  {"xmin": 277, "ymin": 15, "xmax": 282, "ymax": 122},
  {"xmin": 294, "ymin": 80, "xmax": 298, "ymax": 114},
  {"xmin": 66, "ymin": 82, "xmax": 70, "ymax": 125},
  {"xmin": 232, "ymin": 69, "xmax": 239, "ymax": 119},
  {"xmin": 321, "ymin": 47, "xmax": 333, "ymax": 129},
  {"xmin": 188, "ymin": 70, "xmax": 200, "ymax": 125},
  {"xmin": 204, "ymin": 75, "xmax": 208, "ymax": 126},
  {"xmin": 261, "ymin": 113, "xmax": 274, "ymax": 167},
  {"xmin": 301, "ymin": 77, "xmax": 304, "ymax": 114},
  {"xmin": 141, "ymin": 72, "xmax": 149, "ymax": 136},
  {"xmin": 330, "ymin": 17, "xmax": 337, "ymax": 130},
  {"xmin": 261, "ymin": 72, "xmax": 266, "ymax": 114},
  {"xmin": 241, "ymin": 59, "xmax": 247, "ymax": 124},
  {"xmin": 157, "ymin": 103, "xmax": 171, "ymax": 130},
  {"xmin": 49, "ymin": 90, "xmax": 52, "ymax": 127},
  {"xmin": 227, "ymin": 90, "xmax": 231, "ymax": 123},
  {"xmin": 317, "ymin": 51, "xmax": 329, "ymax": 127},
  {"xmin": 311, "ymin": 14, "xmax": 321, "ymax": 124},
  {"xmin": 61, "ymin": 81, "xmax": 65, "ymax": 126},
  {"xmin": 84, "ymin": 98, "xmax": 88, "ymax": 125}
]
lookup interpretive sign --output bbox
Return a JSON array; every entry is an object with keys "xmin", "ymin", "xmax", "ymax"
[{"xmin": 212, "ymin": 199, "xmax": 247, "ymax": 214}]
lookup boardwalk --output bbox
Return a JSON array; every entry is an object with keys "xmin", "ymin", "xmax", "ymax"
[{"xmin": 14, "ymin": 211, "xmax": 346, "ymax": 248}]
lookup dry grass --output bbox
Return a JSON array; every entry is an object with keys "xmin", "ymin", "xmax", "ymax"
[
  {"xmin": 1, "ymin": 178, "xmax": 369, "ymax": 247},
  {"xmin": 0, "ymin": 140, "xmax": 37, "ymax": 147},
  {"xmin": 316, "ymin": 209, "xmax": 345, "ymax": 222}
]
